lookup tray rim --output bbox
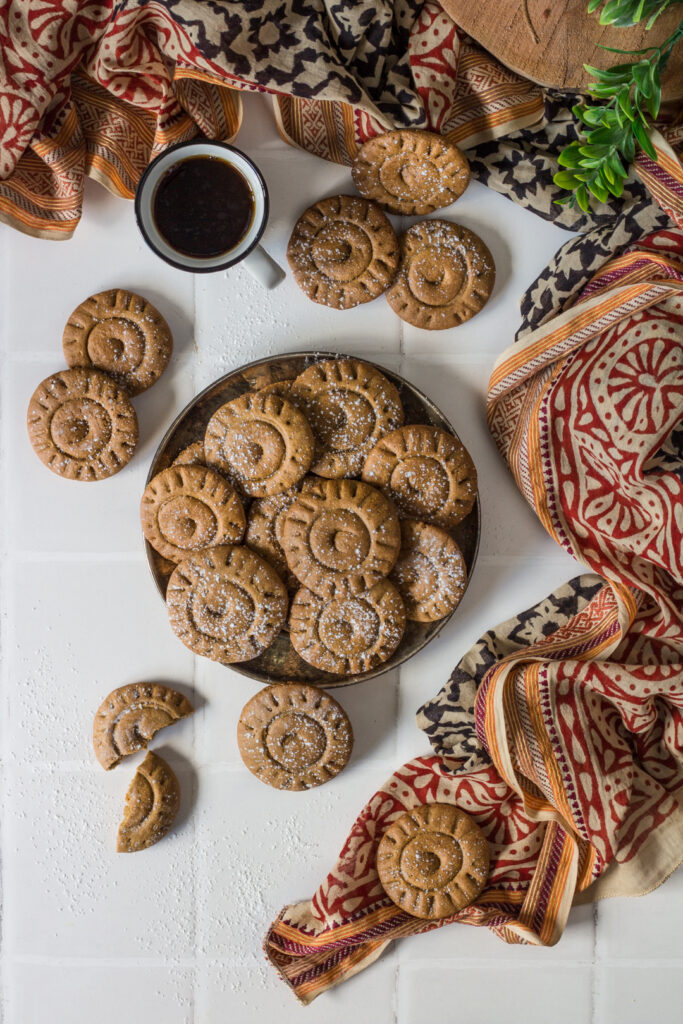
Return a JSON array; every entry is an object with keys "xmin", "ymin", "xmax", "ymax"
[{"xmin": 144, "ymin": 349, "xmax": 481, "ymax": 688}]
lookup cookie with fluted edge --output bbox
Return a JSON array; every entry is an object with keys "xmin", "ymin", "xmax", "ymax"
[
  {"xmin": 166, "ymin": 545, "xmax": 288, "ymax": 663},
  {"xmin": 290, "ymin": 358, "xmax": 404, "ymax": 478},
  {"xmin": 62, "ymin": 289, "xmax": 172, "ymax": 395},
  {"xmin": 245, "ymin": 483, "xmax": 303, "ymax": 589},
  {"xmin": 117, "ymin": 751, "xmax": 180, "ymax": 853},
  {"xmin": 93, "ymin": 682, "xmax": 194, "ymax": 770},
  {"xmin": 282, "ymin": 477, "xmax": 401, "ymax": 598},
  {"xmin": 390, "ymin": 520, "xmax": 467, "ymax": 622},
  {"xmin": 140, "ymin": 464, "xmax": 245, "ymax": 562},
  {"xmin": 289, "ymin": 579, "xmax": 405, "ymax": 675},
  {"xmin": 376, "ymin": 803, "xmax": 489, "ymax": 919},
  {"xmin": 172, "ymin": 441, "xmax": 206, "ymax": 467},
  {"xmin": 27, "ymin": 367, "xmax": 138, "ymax": 481},
  {"xmin": 352, "ymin": 130, "xmax": 470, "ymax": 216},
  {"xmin": 386, "ymin": 220, "xmax": 494, "ymax": 330},
  {"xmin": 362, "ymin": 425, "xmax": 477, "ymax": 529},
  {"xmin": 237, "ymin": 683, "xmax": 353, "ymax": 790},
  {"xmin": 204, "ymin": 391, "xmax": 314, "ymax": 497},
  {"xmin": 287, "ymin": 194, "xmax": 399, "ymax": 309}
]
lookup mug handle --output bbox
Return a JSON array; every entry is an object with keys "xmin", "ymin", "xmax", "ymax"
[{"xmin": 243, "ymin": 244, "xmax": 286, "ymax": 290}]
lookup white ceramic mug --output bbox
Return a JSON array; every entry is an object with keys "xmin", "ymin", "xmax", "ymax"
[{"xmin": 134, "ymin": 139, "xmax": 285, "ymax": 288}]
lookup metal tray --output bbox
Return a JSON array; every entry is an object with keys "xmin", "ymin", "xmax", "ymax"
[{"xmin": 145, "ymin": 351, "xmax": 480, "ymax": 688}]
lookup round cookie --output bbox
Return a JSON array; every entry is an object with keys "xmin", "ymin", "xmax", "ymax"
[
  {"xmin": 26, "ymin": 367, "xmax": 138, "ymax": 481},
  {"xmin": 282, "ymin": 478, "xmax": 401, "ymax": 597},
  {"xmin": 362, "ymin": 425, "xmax": 477, "ymax": 529},
  {"xmin": 172, "ymin": 441, "xmax": 206, "ymax": 467},
  {"xmin": 204, "ymin": 391, "xmax": 314, "ymax": 497},
  {"xmin": 291, "ymin": 358, "xmax": 404, "ymax": 478},
  {"xmin": 140, "ymin": 464, "xmax": 245, "ymax": 562},
  {"xmin": 237, "ymin": 683, "xmax": 353, "ymax": 790},
  {"xmin": 386, "ymin": 220, "xmax": 495, "ymax": 330},
  {"xmin": 62, "ymin": 289, "xmax": 173, "ymax": 395},
  {"xmin": 376, "ymin": 803, "xmax": 489, "ymax": 920},
  {"xmin": 289, "ymin": 579, "xmax": 406, "ymax": 675},
  {"xmin": 166, "ymin": 545, "xmax": 288, "ymax": 663},
  {"xmin": 390, "ymin": 520, "xmax": 467, "ymax": 622},
  {"xmin": 352, "ymin": 129, "xmax": 470, "ymax": 216},
  {"xmin": 287, "ymin": 194, "xmax": 399, "ymax": 310},
  {"xmin": 245, "ymin": 483, "xmax": 303, "ymax": 587}
]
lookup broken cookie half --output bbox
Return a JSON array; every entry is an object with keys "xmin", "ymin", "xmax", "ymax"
[
  {"xmin": 93, "ymin": 682, "xmax": 193, "ymax": 770},
  {"xmin": 117, "ymin": 751, "xmax": 180, "ymax": 853}
]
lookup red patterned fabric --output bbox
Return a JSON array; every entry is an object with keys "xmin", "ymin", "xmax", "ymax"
[{"xmin": 265, "ymin": 233, "xmax": 683, "ymax": 1003}]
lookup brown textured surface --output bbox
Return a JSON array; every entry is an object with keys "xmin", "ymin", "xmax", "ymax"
[
  {"xmin": 140, "ymin": 464, "xmax": 245, "ymax": 562},
  {"xmin": 172, "ymin": 441, "xmax": 206, "ymax": 467},
  {"xmin": 282, "ymin": 477, "xmax": 401, "ymax": 598},
  {"xmin": 62, "ymin": 289, "xmax": 172, "ymax": 395},
  {"xmin": 440, "ymin": 0, "xmax": 683, "ymax": 102},
  {"xmin": 237, "ymin": 683, "xmax": 353, "ymax": 790},
  {"xmin": 352, "ymin": 130, "xmax": 470, "ymax": 215},
  {"xmin": 291, "ymin": 358, "xmax": 404, "ymax": 478},
  {"xmin": 287, "ymin": 195, "xmax": 399, "ymax": 310},
  {"xmin": 93, "ymin": 682, "xmax": 194, "ymax": 770},
  {"xmin": 386, "ymin": 220, "xmax": 495, "ymax": 330},
  {"xmin": 289, "ymin": 579, "xmax": 406, "ymax": 675},
  {"xmin": 245, "ymin": 483, "xmax": 305, "ymax": 589},
  {"xmin": 363, "ymin": 425, "xmax": 477, "ymax": 529},
  {"xmin": 117, "ymin": 751, "xmax": 180, "ymax": 853},
  {"xmin": 27, "ymin": 367, "xmax": 138, "ymax": 481},
  {"xmin": 145, "ymin": 352, "xmax": 480, "ymax": 687},
  {"xmin": 166, "ymin": 545, "xmax": 288, "ymax": 663},
  {"xmin": 390, "ymin": 520, "xmax": 467, "ymax": 622},
  {"xmin": 377, "ymin": 803, "xmax": 490, "ymax": 919},
  {"xmin": 204, "ymin": 391, "xmax": 314, "ymax": 497}
]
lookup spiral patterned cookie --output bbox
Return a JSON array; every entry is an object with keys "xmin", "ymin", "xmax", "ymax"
[
  {"xmin": 140, "ymin": 465, "xmax": 245, "ymax": 562},
  {"xmin": 93, "ymin": 683, "xmax": 194, "ymax": 770},
  {"xmin": 352, "ymin": 129, "xmax": 470, "ymax": 216},
  {"xmin": 62, "ymin": 289, "xmax": 173, "ymax": 395},
  {"xmin": 287, "ymin": 194, "xmax": 399, "ymax": 309},
  {"xmin": 166, "ymin": 545, "xmax": 288, "ymax": 663},
  {"xmin": 386, "ymin": 220, "xmax": 495, "ymax": 330},
  {"xmin": 377, "ymin": 803, "xmax": 489, "ymax": 919},
  {"xmin": 245, "ymin": 483, "xmax": 303, "ymax": 587},
  {"xmin": 204, "ymin": 391, "xmax": 314, "ymax": 497},
  {"xmin": 362, "ymin": 425, "xmax": 477, "ymax": 529},
  {"xmin": 27, "ymin": 367, "xmax": 138, "ymax": 481},
  {"xmin": 172, "ymin": 441, "xmax": 206, "ymax": 467},
  {"xmin": 282, "ymin": 478, "xmax": 401, "ymax": 597},
  {"xmin": 291, "ymin": 358, "xmax": 404, "ymax": 477},
  {"xmin": 289, "ymin": 579, "xmax": 406, "ymax": 675},
  {"xmin": 117, "ymin": 752, "xmax": 180, "ymax": 853},
  {"xmin": 237, "ymin": 683, "xmax": 353, "ymax": 790},
  {"xmin": 390, "ymin": 520, "xmax": 467, "ymax": 622}
]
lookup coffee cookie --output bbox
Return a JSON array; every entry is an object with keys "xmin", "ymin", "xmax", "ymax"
[
  {"xmin": 141, "ymin": 464, "xmax": 245, "ymax": 562},
  {"xmin": 377, "ymin": 803, "xmax": 489, "ymax": 919},
  {"xmin": 117, "ymin": 751, "xmax": 180, "ymax": 853},
  {"xmin": 237, "ymin": 683, "xmax": 353, "ymax": 790},
  {"xmin": 386, "ymin": 220, "xmax": 495, "ymax": 330},
  {"xmin": 93, "ymin": 683, "xmax": 194, "ymax": 770},
  {"xmin": 291, "ymin": 358, "xmax": 404, "ymax": 477},
  {"xmin": 289, "ymin": 579, "xmax": 406, "ymax": 675},
  {"xmin": 63, "ymin": 289, "xmax": 172, "ymax": 395},
  {"xmin": 287, "ymin": 194, "xmax": 399, "ymax": 309},
  {"xmin": 282, "ymin": 478, "xmax": 401, "ymax": 597},
  {"xmin": 204, "ymin": 391, "xmax": 314, "ymax": 497},
  {"xmin": 390, "ymin": 520, "xmax": 467, "ymax": 622},
  {"xmin": 166, "ymin": 545, "xmax": 287, "ymax": 663},
  {"xmin": 245, "ymin": 484, "xmax": 303, "ymax": 587},
  {"xmin": 27, "ymin": 367, "xmax": 138, "ymax": 481},
  {"xmin": 352, "ymin": 130, "xmax": 470, "ymax": 216},
  {"xmin": 172, "ymin": 441, "xmax": 206, "ymax": 467},
  {"xmin": 362, "ymin": 425, "xmax": 477, "ymax": 529}
]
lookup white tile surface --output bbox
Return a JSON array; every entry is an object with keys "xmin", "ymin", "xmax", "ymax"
[{"xmin": 2, "ymin": 89, "xmax": 677, "ymax": 1022}]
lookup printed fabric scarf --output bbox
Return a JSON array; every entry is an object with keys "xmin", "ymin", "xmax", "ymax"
[{"xmin": 265, "ymin": 231, "xmax": 683, "ymax": 1002}]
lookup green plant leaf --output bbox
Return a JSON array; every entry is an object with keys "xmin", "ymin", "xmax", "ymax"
[
  {"xmin": 608, "ymin": 150, "xmax": 628, "ymax": 177},
  {"xmin": 646, "ymin": 66, "xmax": 662, "ymax": 117},
  {"xmin": 633, "ymin": 62, "xmax": 653, "ymax": 95},
  {"xmin": 553, "ymin": 169, "xmax": 581, "ymax": 189},
  {"xmin": 558, "ymin": 143, "xmax": 585, "ymax": 168},
  {"xmin": 576, "ymin": 185, "xmax": 590, "ymax": 213},
  {"xmin": 588, "ymin": 177, "xmax": 610, "ymax": 202},
  {"xmin": 618, "ymin": 89, "xmax": 636, "ymax": 119},
  {"xmin": 632, "ymin": 118, "xmax": 658, "ymax": 158}
]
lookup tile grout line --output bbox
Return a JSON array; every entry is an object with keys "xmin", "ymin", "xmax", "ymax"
[{"xmin": 190, "ymin": 267, "xmax": 199, "ymax": 1024}]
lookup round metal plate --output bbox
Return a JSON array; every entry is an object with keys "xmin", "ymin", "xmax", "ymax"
[{"xmin": 145, "ymin": 351, "xmax": 480, "ymax": 688}]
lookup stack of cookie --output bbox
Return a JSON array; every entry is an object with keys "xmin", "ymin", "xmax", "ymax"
[
  {"xmin": 287, "ymin": 129, "xmax": 495, "ymax": 330},
  {"xmin": 140, "ymin": 356, "xmax": 477, "ymax": 679},
  {"xmin": 26, "ymin": 289, "xmax": 173, "ymax": 481}
]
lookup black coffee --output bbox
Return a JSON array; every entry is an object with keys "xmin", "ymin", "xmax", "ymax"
[{"xmin": 152, "ymin": 155, "xmax": 255, "ymax": 259}]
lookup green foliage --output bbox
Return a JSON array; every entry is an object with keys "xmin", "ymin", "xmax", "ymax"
[{"xmin": 554, "ymin": 0, "xmax": 682, "ymax": 210}]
